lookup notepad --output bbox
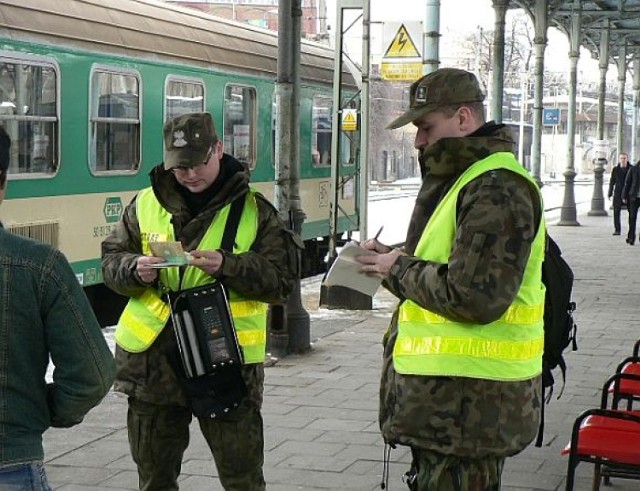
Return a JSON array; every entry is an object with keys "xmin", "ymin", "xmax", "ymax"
[{"xmin": 322, "ymin": 241, "xmax": 383, "ymax": 296}]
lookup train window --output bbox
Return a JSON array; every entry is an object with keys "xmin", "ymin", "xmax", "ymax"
[
  {"xmin": 164, "ymin": 78, "xmax": 205, "ymax": 122},
  {"xmin": 89, "ymin": 68, "xmax": 140, "ymax": 174},
  {"xmin": 223, "ymin": 85, "xmax": 256, "ymax": 169},
  {"xmin": 312, "ymin": 97, "xmax": 331, "ymax": 167},
  {"xmin": 0, "ymin": 58, "xmax": 58, "ymax": 176}
]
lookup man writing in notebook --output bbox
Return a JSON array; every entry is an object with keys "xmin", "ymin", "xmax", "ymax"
[{"xmin": 356, "ymin": 68, "xmax": 545, "ymax": 490}]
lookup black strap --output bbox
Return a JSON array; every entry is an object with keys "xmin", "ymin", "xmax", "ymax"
[
  {"xmin": 221, "ymin": 195, "xmax": 246, "ymax": 252},
  {"xmin": 402, "ymin": 447, "xmax": 419, "ymax": 490},
  {"xmin": 535, "ymin": 395, "xmax": 545, "ymax": 447},
  {"xmin": 174, "ymin": 194, "xmax": 245, "ymax": 290}
]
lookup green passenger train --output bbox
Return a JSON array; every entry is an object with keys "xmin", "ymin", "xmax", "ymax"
[{"xmin": 0, "ymin": 0, "xmax": 361, "ymax": 316}]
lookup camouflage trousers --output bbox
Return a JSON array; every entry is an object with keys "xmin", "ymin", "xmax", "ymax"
[
  {"xmin": 127, "ymin": 398, "xmax": 266, "ymax": 491},
  {"xmin": 406, "ymin": 448, "xmax": 505, "ymax": 491}
]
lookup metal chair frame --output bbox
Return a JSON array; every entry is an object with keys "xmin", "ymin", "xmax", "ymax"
[{"xmin": 563, "ymin": 373, "xmax": 640, "ymax": 491}]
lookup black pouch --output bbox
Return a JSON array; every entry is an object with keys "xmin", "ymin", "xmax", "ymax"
[
  {"xmin": 169, "ymin": 351, "xmax": 247, "ymax": 418},
  {"xmin": 168, "ymin": 283, "xmax": 247, "ymax": 418}
]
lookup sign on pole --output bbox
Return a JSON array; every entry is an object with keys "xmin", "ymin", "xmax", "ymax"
[
  {"xmin": 341, "ymin": 108, "xmax": 358, "ymax": 131},
  {"xmin": 380, "ymin": 22, "xmax": 422, "ymax": 81},
  {"xmin": 542, "ymin": 108, "xmax": 560, "ymax": 125}
]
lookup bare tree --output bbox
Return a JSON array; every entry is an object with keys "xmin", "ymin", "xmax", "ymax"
[{"xmin": 451, "ymin": 11, "xmax": 534, "ymax": 91}]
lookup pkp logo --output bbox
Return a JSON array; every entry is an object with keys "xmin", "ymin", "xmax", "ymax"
[{"xmin": 103, "ymin": 197, "xmax": 123, "ymax": 223}]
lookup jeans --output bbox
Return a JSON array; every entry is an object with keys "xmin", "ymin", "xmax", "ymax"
[{"xmin": 0, "ymin": 462, "xmax": 52, "ymax": 491}]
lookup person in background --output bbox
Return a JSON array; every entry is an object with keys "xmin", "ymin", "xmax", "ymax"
[
  {"xmin": 356, "ymin": 68, "xmax": 545, "ymax": 490},
  {"xmin": 622, "ymin": 159, "xmax": 640, "ymax": 245},
  {"xmin": 608, "ymin": 152, "xmax": 631, "ymax": 235},
  {"xmin": 0, "ymin": 125, "xmax": 116, "ymax": 490},
  {"xmin": 102, "ymin": 112, "xmax": 300, "ymax": 491}
]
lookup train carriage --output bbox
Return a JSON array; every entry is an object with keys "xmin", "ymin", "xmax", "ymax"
[{"xmin": 0, "ymin": 0, "xmax": 360, "ymax": 318}]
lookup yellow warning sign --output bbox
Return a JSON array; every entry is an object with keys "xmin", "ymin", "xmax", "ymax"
[
  {"xmin": 384, "ymin": 24, "xmax": 421, "ymax": 58},
  {"xmin": 342, "ymin": 109, "xmax": 358, "ymax": 131},
  {"xmin": 381, "ymin": 61, "xmax": 423, "ymax": 81}
]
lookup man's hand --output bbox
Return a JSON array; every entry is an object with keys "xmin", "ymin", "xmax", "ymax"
[
  {"xmin": 190, "ymin": 249, "xmax": 224, "ymax": 276},
  {"xmin": 361, "ymin": 237, "xmax": 392, "ymax": 254},
  {"xmin": 136, "ymin": 255, "xmax": 165, "ymax": 284},
  {"xmin": 355, "ymin": 248, "xmax": 406, "ymax": 279}
]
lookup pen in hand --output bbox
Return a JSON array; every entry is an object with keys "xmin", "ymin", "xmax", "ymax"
[{"xmin": 373, "ymin": 226, "xmax": 384, "ymax": 241}]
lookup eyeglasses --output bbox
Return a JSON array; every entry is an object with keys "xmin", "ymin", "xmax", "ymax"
[{"xmin": 171, "ymin": 145, "xmax": 214, "ymax": 175}]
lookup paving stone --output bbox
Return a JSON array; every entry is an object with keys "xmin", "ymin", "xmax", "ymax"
[{"xmin": 41, "ymin": 213, "xmax": 640, "ymax": 490}]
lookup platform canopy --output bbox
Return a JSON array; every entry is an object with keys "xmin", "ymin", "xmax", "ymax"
[{"xmin": 508, "ymin": 0, "xmax": 640, "ymax": 63}]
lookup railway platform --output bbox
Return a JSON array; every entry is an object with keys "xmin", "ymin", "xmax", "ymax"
[{"xmin": 43, "ymin": 211, "xmax": 640, "ymax": 490}]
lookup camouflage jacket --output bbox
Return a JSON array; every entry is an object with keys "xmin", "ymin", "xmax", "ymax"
[
  {"xmin": 380, "ymin": 123, "xmax": 543, "ymax": 457},
  {"xmin": 101, "ymin": 155, "xmax": 301, "ymax": 407}
]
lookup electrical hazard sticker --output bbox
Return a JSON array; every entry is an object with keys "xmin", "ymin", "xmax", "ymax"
[
  {"xmin": 384, "ymin": 24, "xmax": 420, "ymax": 58},
  {"xmin": 381, "ymin": 22, "xmax": 422, "ymax": 81}
]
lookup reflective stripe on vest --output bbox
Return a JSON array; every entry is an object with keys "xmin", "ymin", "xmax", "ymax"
[
  {"xmin": 115, "ymin": 188, "xmax": 268, "ymax": 363},
  {"xmin": 114, "ymin": 288, "xmax": 171, "ymax": 352},
  {"xmin": 394, "ymin": 152, "xmax": 546, "ymax": 381}
]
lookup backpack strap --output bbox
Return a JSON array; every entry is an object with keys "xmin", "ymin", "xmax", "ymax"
[
  {"xmin": 535, "ymin": 400, "xmax": 545, "ymax": 447},
  {"xmin": 220, "ymin": 194, "xmax": 246, "ymax": 252}
]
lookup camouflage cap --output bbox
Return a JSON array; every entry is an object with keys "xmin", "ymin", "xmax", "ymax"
[
  {"xmin": 163, "ymin": 112, "xmax": 218, "ymax": 170},
  {"xmin": 386, "ymin": 68, "xmax": 485, "ymax": 130}
]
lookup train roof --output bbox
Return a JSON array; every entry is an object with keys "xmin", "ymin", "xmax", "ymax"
[{"xmin": 0, "ymin": 0, "xmax": 357, "ymax": 88}]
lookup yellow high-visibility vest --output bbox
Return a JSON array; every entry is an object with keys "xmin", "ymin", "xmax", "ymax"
[
  {"xmin": 394, "ymin": 152, "xmax": 546, "ymax": 381},
  {"xmin": 115, "ymin": 188, "xmax": 268, "ymax": 364}
]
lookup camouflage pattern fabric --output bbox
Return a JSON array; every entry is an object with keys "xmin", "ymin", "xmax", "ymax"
[
  {"xmin": 102, "ymin": 154, "xmax": 301, "ymax": 407},
  {"xmin": 163, "ymin": 112, "xmax": 218, "ymax": 170},
  {"xmin": 387, "ymin": 68, "xmax": 485, "ymax": 130},
  {"xmin": 380, "ymin": 124, "xmax": 543, "ymax": 457},
  {"xmin": 128, "ymin": 398, "xmax": 265, "ymax": 490},
  {"xmin": 408, "ymin": 449, "xmax": 505, "ymax": 491}
]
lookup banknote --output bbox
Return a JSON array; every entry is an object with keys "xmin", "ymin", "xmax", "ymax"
[{"xmin": 148, "ymin": 241, "xmax": 193, "ymax": 267}]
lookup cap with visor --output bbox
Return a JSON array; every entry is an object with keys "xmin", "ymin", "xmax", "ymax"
[
  {"xmin": 386, "ymin": 68, "xmax": 485, "ymax": 130},
  {"xmin": 163, "ymin": 112, "xmax": 218, "ymax": 170}
]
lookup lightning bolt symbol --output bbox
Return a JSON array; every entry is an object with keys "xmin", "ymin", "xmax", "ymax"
[{"xmin": 398, "ymin": 31, "xmax": 407, "ymax": 52}]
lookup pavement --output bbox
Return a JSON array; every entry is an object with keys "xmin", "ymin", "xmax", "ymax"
[{"xmin": 43, "ymin": 209, "xmax": 640, "ymax": 491}]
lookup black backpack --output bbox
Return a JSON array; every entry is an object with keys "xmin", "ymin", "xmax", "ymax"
[{"xmin": 535, "ymin": 233, "xmax": 578, "ymax": 446}]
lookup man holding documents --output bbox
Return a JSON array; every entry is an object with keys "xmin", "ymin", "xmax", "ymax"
[
  {"xmin": 356, "ymin": 69, "xmax": 545, "ymax": 490},
  {"xmin": 102, "ymin": 112, "xmax": 300, "ymax": 490}
]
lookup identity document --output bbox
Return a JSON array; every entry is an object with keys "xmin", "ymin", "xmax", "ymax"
[{"xmin": 322, "ymin": 241, "xmax": 383, "ymax": 296}]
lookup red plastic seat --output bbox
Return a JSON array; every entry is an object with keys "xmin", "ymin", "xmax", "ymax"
[
  {"xmin": 608, "ymin": 357, "xmax": 640, "ymax": 409},
  {"xmin": 618, "ymin": 362, "xmax": 640, "ymax": 394},
  {"xmin": 562, "ymin": 345, "xmax": 640, "ymax": 490},
  {"xmin": 563, "ymin": 408, "xmax": 640, "ymax": 490},
  {"xmin": 581, "ymin": 410, "xmax": 640, "ymax": 431},
  {"xmin": 562, "ymin": 414, "xmax": 640, "ymax": 464}
]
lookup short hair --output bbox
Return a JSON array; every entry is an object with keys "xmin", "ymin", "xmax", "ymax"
[
  {"xmin": 436, "ymin": 101, "xmax": 486, "ymax": 121},
  {"xmin": 0, "ymin": 126, "xmax": 10, "ymax": 186}
]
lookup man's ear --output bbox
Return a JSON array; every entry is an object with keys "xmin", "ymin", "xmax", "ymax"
[
  {"xmin": 214, "ymin": 139, "xmax": 224, "ymax": 157},
  {"xmin": 458, "ymin": 106, "xmax": 479, "ymax": 134}
]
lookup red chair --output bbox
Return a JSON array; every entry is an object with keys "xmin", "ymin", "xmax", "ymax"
[
  {"xmin": 609, "ymin": 351, "xmax": 640, "ymax": 410},
  {"xmin": 562, "ymin": 373, "xmax": 640, "ymax": 491}
]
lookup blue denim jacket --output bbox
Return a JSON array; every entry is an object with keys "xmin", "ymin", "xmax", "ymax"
[{"xmin": 0, "ymin": 227, "xmax": 116, "ymax": 464}]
